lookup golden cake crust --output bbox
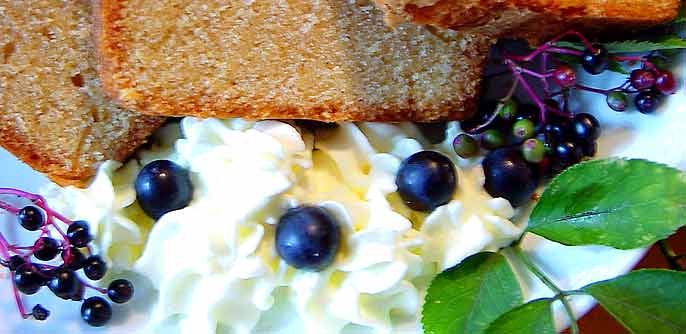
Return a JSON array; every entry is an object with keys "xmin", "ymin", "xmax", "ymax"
[{"xmin": 94, "ymin": 0, "xmax": 495, "ymax": 122}]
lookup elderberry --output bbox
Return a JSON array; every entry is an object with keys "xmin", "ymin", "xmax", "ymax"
[
  {"xmin": 635, "ymin": 91, "xmax": 660, "ymax": 114},
  {"xmin": 33, "ymin": 237, "xmax": 60, "ymax": 261},
  {"xmin": 107, "ymin": 279, "xmax": 135, "ymax": 304},
  {"xmin": 17, "ymin": 206, "xmax": 44, "ymax": 231},
  {"xmin": 655, "ymin": 70, "xmax": 676, "ymax": 95},
  {"xmin": 582, "ymin": 44, "xmax": 609, "ymax": 75},
  {"xmin": 14, "ymin": 264, "xmax": 44, "ymax": 295},
  {"xmin": 630, "ymin": 69, "xmax": 656, "ymax": 90},
  {"xmin": 81, "ymin": 297, "xmax": 112, "ymax": 327},
  {"xmin": 66, "ymin": 221, "xmax": 92, "ymax": 247}
]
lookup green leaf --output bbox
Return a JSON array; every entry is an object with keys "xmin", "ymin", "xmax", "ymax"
[
  {"xmin": 555, "ymin": 38, "xmax": 686, "ymax": 53},
  {"xmin": 422, "ymin": 252, "xmax": 523, "ymax": 334},
  {"xmin": 484, "ymin": 299, "xmax": 556, "ymax": 334},
  {"xmin": 583, "ymin": 269, "xmax": 686, "ymax": 334},
  {"xmin": 527, "ymin": 158, "xmax": 686, "ymax": 249}
]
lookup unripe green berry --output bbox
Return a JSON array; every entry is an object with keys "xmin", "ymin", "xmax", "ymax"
[
  {"xmin": 522, "ymin": 138, "xmax": 545, "ymax": 163},
  {"xmin": 453, "ymin": 134, "xmax": 480, "ymax": 158},
  {"xmin": 499, "ymin": 99, "xmax": 518, "ymax": 121},
  {"xmin": 512, "ymin": 119, "xmax": 536, "ymax": 141},
  {"xmin": 481, "ymin": 129, "xmax": 505, "ymax": 150},
  {"xmin": 606, "ymin": 91, "xmax": 628, "ymax": 112}
]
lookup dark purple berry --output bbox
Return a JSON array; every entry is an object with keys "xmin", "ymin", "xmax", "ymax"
[
  {"xmin": 635, "ymin": 91, "xmax": 660, "ymax": 114},
  {"xmin": 107, "ymin": 279, "xmax": 135, "ymax": 304},
  {"xmin": 81, "ymin": 297, "xmax": 112, "ymax": 327},
  {"xmin": 543, "ymin": 122, "xmax": 570, "ymax": 142},
  {"xmin": 579, "ymin": 139, "xmax": 598, "ymax": 157},
  {"xmin": 17, "ymin": 206, "xmax": 44, "ymax": 231},
  {"xmin": 48, "ymin": 267, "xmax": 81, "ymax": 300},
  {"xmin": 555, "ymin": 141, "xmax": 584, "ymax": 166},
  {"xmin": 66, "ymin": 221, "xmax": 92, "ymax": 247},
  {"xmin": 582, "ymin": 44, "xmax": 609, "ymax": 75},
  {"xmin": 655, "ymin": 70, "xmax": 676, "ymax": 95},
  {"xmin": 32, "ymin": 305, "xmax": 50, "ymax": 321},
  {"xmin": 14, "ymin": 264, "xmax": 44, "ymax": 295},
  {"xmin": 83, "ymin": 255, "xmax": 107, "ymax": 281},
  {"xmin": 395, "ymin": 151, "xmax": 457, "ymax": 211},
  {"xmin": 482, "ymin": 148, "xmax": 537, "ymax": 207},
  {"xmin": 61, "ymin": 246, "xmax": 86, "ymax": 270},
  {"xmin": 135, "ymin": 160, "xmax": 194, "ymax": 220},
  {"xmin": 33, "ymin": 237, "xmax": 60, "ymax": 261},
  {"xmin": 630, "ymin": 69, "xmax": 656, "ymax": 90},
  {"xmin": 552, "ymin": 66, "xmax": 577, "ymax": 87},
  {"xmin": 417, "ymin": 122, "xmax": 447, "ymax": 144},
  {"xmin": 7, "ymin": 255, "xmax": 26, "ymax": 271},
  {"xmin": 275, "ymin": 206, "xmax": 341, "ymax": 271},
  {"xmin": 571, "ymin": 113, "xmax": 601, "ymax": 141},
  {"xmin": 535, "ymin": 132, "xmax": 557, "ymax": 155}
]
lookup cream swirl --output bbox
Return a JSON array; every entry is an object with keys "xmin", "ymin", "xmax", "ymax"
[{"xmin": 42, "ymin": 118, "xmax": 522, "ymax": 334}]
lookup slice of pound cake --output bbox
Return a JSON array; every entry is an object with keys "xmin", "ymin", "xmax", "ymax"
[
  {"xmin": 0, "ymin": 0, "xmax": 165, "ymax": 187},
  {"xmin": 374, "ymin": 0, "xmax": 681, "ymax": 41},
  {"xmin": 94, "ymin": 0, "xmax": 494, "ymax": 122}
]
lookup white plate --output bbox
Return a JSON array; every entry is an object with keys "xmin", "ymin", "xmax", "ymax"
[{"xmin": 0, "ymin": 51, "xmax": 683, "ymax": 333}]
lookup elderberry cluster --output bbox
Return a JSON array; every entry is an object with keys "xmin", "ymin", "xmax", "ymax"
[
  {"xmin": 0, "ymin": 191, "xmax": 134, "ymax": 327},
  {"xmin": 608, "ymin": 67, "xmax": 676, "ymax": 114},
  {"xmin": 451, "ymin": 32, "xmax": 677, "ymax": 207}
]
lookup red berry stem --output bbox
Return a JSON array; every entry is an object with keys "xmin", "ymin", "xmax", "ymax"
[
  {"xmin": 611, "ymin": 55, "xmax": 645, "ymax": 62},
  {"xmin": 0, "ymin": 188, "xmax": 74, "ymax": 226},
  {"xmin": 0, "ymin": 200, "xmax": 19, "ymax": 215},
  {"xmin": 0, "ymin": 233, "xmax": 28, "ymax": 319},
  {"xmin": 11, "ymin": 278, "xmax": 29, "ymax": 319},
  {"xmin": 574, "ymin": 84, "xmax": 612, "ymax": 95},
  {"xmin": 466, "ymin": 79, "xmax": 521, "ymax": 134},
  {"xmin": 541, "ymin": 53, "xmax": 551, "ymax": 95},
  {"xmin": 545, "ymin": 47, "xmax": 584, "ymax": 57},
  {"xmin": 518, "ymin": 66, "xmax": 554, "ymax": 79},
  {"xmin": 81, "ymin": 281, "xmax": 108, "ymax": 295}
]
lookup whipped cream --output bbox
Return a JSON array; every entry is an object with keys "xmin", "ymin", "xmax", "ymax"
[{"xmin": 42, "ymin": 118, "xmax": 521, "ymax": 334}]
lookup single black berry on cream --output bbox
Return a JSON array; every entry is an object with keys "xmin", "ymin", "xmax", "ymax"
[
  {"xmin": 107, "ymin": 279, "xmax": 135, "ymax": 304},
  {"xmin": 275, "ymin": 206, "xmax": 341, "ymax": 271},
  {"xmin": 81, "ymin": 297, "xmax": 112, "ymax": 327},
  {"xmin": 395, "ymin": 151, "xmax": 457, "ymax": 212},
  {"xmin": 482, "ymin": 148, "xmax": 537, "ymax": 207},
  {"xmin": 135, "ymin": 160, "xmax": 194, "ymax": 220}
]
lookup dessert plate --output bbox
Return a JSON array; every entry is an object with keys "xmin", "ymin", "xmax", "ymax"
[{"xmin": 0, "ymin": 52, "xmax": 683, "ymax": 333}]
